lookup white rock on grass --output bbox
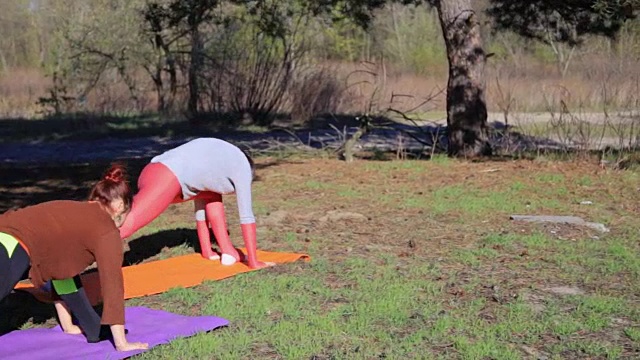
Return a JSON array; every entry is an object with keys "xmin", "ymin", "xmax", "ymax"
[{"xmin": 543, "ymin": 286, "xmax": 585, "ymax": 296}]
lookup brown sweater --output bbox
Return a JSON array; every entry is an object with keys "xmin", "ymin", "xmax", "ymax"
[{"xmin": 0, "ymin": 200, "xmax": 125, "ymax": 325}]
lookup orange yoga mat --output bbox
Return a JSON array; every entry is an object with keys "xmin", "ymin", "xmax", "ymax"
[{"xmin": 15, "ymin": 249, "xmax": 310, "ymax": 306}]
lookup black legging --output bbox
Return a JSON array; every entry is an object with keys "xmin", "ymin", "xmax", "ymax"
[{"xmin": 0, "ymin": 238, "xmax": 105, "ymax": 343}]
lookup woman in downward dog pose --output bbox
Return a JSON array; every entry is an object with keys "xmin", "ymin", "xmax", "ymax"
[
  {"xmin": 118, "ymin": 138, "xmax": 271, "ymax": 269},
  {"xmin": 0, "ymin": 164, "xmax": 147, "ymax": 351}
]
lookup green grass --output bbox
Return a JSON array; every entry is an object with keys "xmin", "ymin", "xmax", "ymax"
[
  {"xmin": 133, "ymin": 258, "xmax": 452, "ymax": 359},
  {"xmin": 624, "ymin": 327, "xmax": 640, "ymax": 341},
  {"xmin": 429, "ymin": 154, "xmax": 454, "ymax": 166},
  {"xmin": 6, "ymin": 157, "xmax": 640, "ymax": 359},
  {"xmin": 364, "ymin": 159, "xmax": 434, "ymax": 173},
  {"xmin": 129, "ymin": 234, "xmax": 637, "ymax": 359},
  {"xmin": 408, "ymin": 180, "xmax": 570, "ymax": 220},
  {"xmin": 172, "ymin": 160, "xmax": 634, "ymax": 358},
  {"xmin": 304, "ymin": 180, "xmax": 332, "ymax": 190}
]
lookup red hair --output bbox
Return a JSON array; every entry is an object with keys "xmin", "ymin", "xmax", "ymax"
[{"xmin": 89, "ymin": 163, "xmax": 132, "ymax": 211}]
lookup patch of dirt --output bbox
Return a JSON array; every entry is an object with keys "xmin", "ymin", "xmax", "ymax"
[
  {"xmin": 544, "ymin": 286, "xmax": 586, "ymax": 296},
  {"xmin": 258, "ymin": 210, "xmax": 290, "ymax": 226},
  {"xmin": 518, "ymin": 292, "xmax": 548, "ymax": 314},
  {"xmin": 521, "ymin": 345, "xmax": 549, "ymax": 359},
  {"xmin": 318, "ymin": 210, "xmax": 368, "ymax": 223}
]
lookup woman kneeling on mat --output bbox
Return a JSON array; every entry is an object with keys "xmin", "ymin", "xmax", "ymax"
[
  {"xmin": 0, "ymin": 164, "xmax": 148, "ymax": 352},
  {"xmin": 118, "ymin": 138, "xmax": 273, "ymax": 269}
]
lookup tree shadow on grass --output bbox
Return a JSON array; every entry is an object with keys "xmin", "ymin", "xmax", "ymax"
[
  {"xmin": 0, "ymin": 156, "xmax": 292, "ymax": 213},
  {"xmin": 0, "ymin": 291, "xmax": 56, "ymax": 336},
  {"xmin": 123, "ymin": 228, "xmax": 200, "ymax": 266},
  {"xmin": 0, "ymin": 112, "xmax": 274, "ymax": 144},
  {"xmin": 123, "ymin": 227, "xmax": 254, "ymax": 265},
  {"xmin": 0, "ymin": 159, "xmax": 150, "ymax": 213},
  {"xmin": 0, "ymin": 111, "xmax": 353, "ymax": 144}
]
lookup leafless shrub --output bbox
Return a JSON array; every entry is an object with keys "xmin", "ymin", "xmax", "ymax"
[
  {"xmin": 509, "ymin": 72, "xmax": 640, "ymax": 163},
  {"xmin": 288, "ymin": 67, "xmax": 346, "ymax": 124},
  {"xmin": 228, "ymin": 39, "xmax": 295, "ymax": 124}
]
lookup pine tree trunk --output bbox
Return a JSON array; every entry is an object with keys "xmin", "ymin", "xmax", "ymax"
[{"xmin": 436, "ymin": 0, "xmax": 492, "ymax": 157}]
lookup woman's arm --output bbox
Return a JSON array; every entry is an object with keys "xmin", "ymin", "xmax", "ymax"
[
  {"xmin": 94, "ymin": 232, "xmax": 148, "ymax": 351},
  {"xmin": 234, "ymin": 178, "xmax": 272, "ymax": 269},
  {"xmin": 240, "ymin": 223, "xmax": 270, "ymax": 268}
]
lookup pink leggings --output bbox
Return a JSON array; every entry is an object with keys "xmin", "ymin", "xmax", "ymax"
[{"xmin": 119, "ymin": 162, "xmax": 239, "ymax": 261}]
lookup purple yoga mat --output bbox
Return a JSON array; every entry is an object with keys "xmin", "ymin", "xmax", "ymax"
[{"xmin": 0, "ymin": 306, "xmax": 229, "ymax": 360}]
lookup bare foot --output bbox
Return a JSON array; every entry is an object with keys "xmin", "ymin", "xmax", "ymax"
[
  {"xmin": 116, "ymin": 341, "xmax": 149, "ymax": 352},
  {"xmin": 63, "ymin": 324, "xmax": 83, "ymax": 335},
  {"xmin": 249, "ymin": 261, "xmax": 276, "ymax": 269}
]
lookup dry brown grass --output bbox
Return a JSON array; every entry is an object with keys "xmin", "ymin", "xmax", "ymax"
[
  {"xmin": 0, "ymin": 68, "xmax": 50, "ymax": 118},
  {"xmin": 486, "ymin": 57, "xmax": 640, "ymax": 113},
  {"xmin": 1, "ymin": 54, "xmax": 638, "ymax": 120}
]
